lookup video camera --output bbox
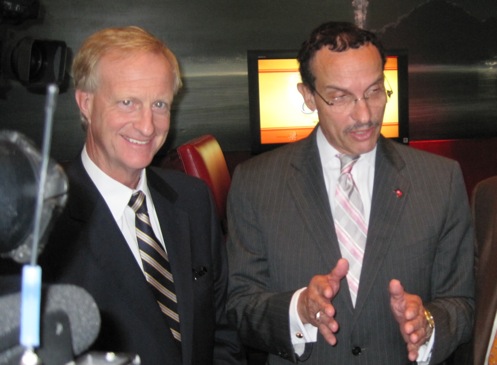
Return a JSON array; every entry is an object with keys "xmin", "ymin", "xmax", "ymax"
[{"xmin": 0, "ymin": 0, "xmax": 70, "ymax": 93}]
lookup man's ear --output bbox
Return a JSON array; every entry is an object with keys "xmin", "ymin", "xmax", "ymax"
[
  {"xmin": 297, "ymin": 83, "xmax": 316, "ymax": 112},
  {"xmin": 75, "ymin": 90, "xmax": 93, "ymax": 122}
]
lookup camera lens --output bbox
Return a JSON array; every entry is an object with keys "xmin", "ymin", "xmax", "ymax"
[
  {"xmin": 9, "ymin": 37, "xmax": 44, "ymax": 82},
  {"xmin": 27, "ymin": 42, "xmax": 44, "ymax": 81},
  {"xmin": 1, "ymin": 36, "xmax": 68, "ymax": 90}
]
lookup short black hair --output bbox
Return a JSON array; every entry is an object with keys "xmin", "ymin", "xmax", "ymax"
[{"xmin": 297, "ymin": 21, "xmax": 386, "ymax": 89}]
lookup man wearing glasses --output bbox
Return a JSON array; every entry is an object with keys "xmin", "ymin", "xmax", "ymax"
[{"xmin": 226, "ymin": 21, "xmax": 474, "ymax": 364}]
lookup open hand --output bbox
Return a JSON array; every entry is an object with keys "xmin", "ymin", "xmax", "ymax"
[{"xmin": 298, "ymin": 258, "xmax": 349, "ymax": 345}]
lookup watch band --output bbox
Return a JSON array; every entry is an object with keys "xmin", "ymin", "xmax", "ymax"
[{"xmin": 424, "ymin": 308, "xmax": 435, "ymax": 340}]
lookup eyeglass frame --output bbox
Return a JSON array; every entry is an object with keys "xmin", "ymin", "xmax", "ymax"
[{"xmin": 310, "ymin": 76, "xmax": 394, "ymax": 110}]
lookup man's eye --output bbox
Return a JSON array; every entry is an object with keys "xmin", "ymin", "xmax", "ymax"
[
  {"xmin": 332, "ymin": 94, "xmax": 352, "ymax": 105},
  {"xmin": 367, "ymin": 85, "xmax": 384, "ymax": 96},
  {"xmin": 152, "ymin": 101, "xmax": 170, "ymax": 115},
  {"xmin": 153, "ymin": 101, "xmax": 167, "ymax": 109},
  {"xmin": 121, "ymin": 100, "xmax": 133, "ymax": 107}
]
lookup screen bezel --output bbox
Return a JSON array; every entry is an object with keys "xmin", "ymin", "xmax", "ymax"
[{"xmin": 247, "ymin": 49, "xmax": 409, "ymax": 154}]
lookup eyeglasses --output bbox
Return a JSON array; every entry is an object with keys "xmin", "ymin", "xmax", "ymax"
[{"xmin": 312, "ymin": 78, "xmax": 393, "ymax": 113}]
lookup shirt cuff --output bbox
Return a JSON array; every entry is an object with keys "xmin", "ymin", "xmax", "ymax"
[
  {"xmin": 289, "ymin": 288, "xmax": 318, "ymax": 355},
  {"xmin": 416, "ymin": 327, "xmax": 435, "ymax": 364}
]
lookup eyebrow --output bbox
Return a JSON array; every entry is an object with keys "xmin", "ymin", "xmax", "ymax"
[{"xmin": 322, "ymin": 75, "xmax": 385, "ymax": 94}]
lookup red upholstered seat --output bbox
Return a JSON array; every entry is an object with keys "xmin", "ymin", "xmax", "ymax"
[{"xmin": 176, "ymin": 135, "xmax": 231, "ymax": 222}]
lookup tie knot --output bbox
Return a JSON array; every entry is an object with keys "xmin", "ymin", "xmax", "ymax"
[
  {"xmin": 338, "ymin": 154, "xmax": 359, "ymax": 174},
  {"xmin": 128, "ymin": 191, "xmax": 147, "ymax": 214}
]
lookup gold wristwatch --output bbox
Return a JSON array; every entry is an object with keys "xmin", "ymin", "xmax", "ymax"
[{"xmin": 424, "ymin": 308, "xmax": 435, "ymax": 340}]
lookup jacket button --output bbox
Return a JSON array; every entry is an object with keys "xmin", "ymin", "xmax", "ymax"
[{"xmin": 352, "ymin": 346, "xmax": 362, "ymax": 356}]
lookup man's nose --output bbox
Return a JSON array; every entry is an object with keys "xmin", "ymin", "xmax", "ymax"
[
  {"xmin": 134, "ymin": 108, "xmax": 155, "ymax": 135},
  {"xmin": 350, "ymin": 98, "xmax": 372, "ymax": 123}
]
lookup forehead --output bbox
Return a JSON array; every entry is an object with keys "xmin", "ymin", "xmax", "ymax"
[
  {"xmin": 311, "ymin": 43, "xmax": 384, "ymax": 87},
  {"xmin": 93, "ymin": 51, "xmax": 176, "ymax": 101},
  {"xmin": 97, "ymin": 50, "xmax": 174, "ymax": 84}
]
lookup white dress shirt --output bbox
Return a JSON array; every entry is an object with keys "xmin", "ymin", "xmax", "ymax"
[
  {"xmin": 81, "ymin": 146, "xmax": 167, "ymax": 270},
  {"xmin": 289, "ymin": 127, "xmax": 433, "ymax": 363}
]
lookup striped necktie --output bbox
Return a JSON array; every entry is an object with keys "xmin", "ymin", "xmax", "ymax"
[
  {"xmin": 334, "ymin": 154, "xmax": 368, "ymax": 306},
  {"xmin": 128, "ymin": 191, "xmax": 181, "ymax": 344}
]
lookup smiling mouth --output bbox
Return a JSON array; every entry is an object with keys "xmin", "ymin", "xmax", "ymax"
[{"xmin": 125, "ymin": 137, "xmax": 150, "ymax": 145}]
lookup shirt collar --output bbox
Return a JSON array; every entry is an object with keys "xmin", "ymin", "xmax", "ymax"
[
  {"xmin": 81, "ymin": 145, "xmax": 149, "ymax": 222},
  {"xmin": 317, "ymin": 125, "xmax": 377, "ymax": 171}
]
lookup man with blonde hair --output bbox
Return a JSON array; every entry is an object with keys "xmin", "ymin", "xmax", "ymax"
[{"xmin": 39, "ymin": 26, "xmax": 245, "ymax": 365}]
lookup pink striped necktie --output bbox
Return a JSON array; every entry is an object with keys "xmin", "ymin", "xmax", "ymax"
[{"xmin": 334, "ymin": 154, "xmax": 368, "ymax": 306}]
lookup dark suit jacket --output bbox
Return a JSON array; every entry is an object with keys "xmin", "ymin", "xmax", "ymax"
[
  {"xmin": 38, "ymin": 157, "xmax": 245, "ymax": 365},
  {"xmin": 226, "ymin": 131, "xmax": 475, "ymax": 364},
  {"xmin": 453, "ymin": 176, "xmax": 497, "ymax": 365}
]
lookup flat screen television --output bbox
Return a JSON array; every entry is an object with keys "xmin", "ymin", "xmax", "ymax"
[{"xmin": 247, "ymin": 49, "xmax": 409, "ymax": 154}]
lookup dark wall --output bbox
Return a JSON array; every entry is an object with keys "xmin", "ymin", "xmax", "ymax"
[
  {"xmin": 0, "ymin": 0, "xmax": 350, "ymax": 162},
  {"xmin": 1, "ymin": 0, "xmax": 496, "ymax": 163}
]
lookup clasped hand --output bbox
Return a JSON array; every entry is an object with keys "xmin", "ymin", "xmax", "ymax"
[{"xmin": 297, "ymin": 259, "xmax": 431, "ymax": 361}]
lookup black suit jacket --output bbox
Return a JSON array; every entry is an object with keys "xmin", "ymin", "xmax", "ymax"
[
  {"xmin": 38, "ymin": 157, "xmax": 244, "ymax": 365},
  {"xmin": 226, "ymin": 132, "xmax": 474, "ymax": 364}
]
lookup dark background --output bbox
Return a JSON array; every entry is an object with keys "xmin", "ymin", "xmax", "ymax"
[{"xmin": 1, "ymin": 0, "xmax": 496, "ymax": 162}]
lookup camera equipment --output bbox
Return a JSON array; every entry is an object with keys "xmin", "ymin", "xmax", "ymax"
[
  {"xmin": 0, "ymin": 86, "xmax": 139, "ymax": 365},
  {"xmin": 0, "ymin": 35, "xmax": 69, "ymax": 92},
  {"xmin": 0, "ymin": 130, "xmax": 67, "ymax": 263},
  {"xmin": 0, "ymin": 0, "xmax": 70, "ymax": 93},
  {"xmin": 0, "ymin": 0, "xmax": 40, "ymax": 25}
]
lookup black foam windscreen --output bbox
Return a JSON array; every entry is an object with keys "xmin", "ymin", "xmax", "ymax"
[{"xmin": 0, "ymin": 284, "xmax": 101, "ymax": 359}]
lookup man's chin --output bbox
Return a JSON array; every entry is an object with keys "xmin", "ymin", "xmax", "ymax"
[{"xmin": 123, "ymin": 157, "xmax": 154, "ymax": 173}]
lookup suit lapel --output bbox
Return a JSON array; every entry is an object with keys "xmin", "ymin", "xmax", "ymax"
[
  {"xmin": 148, "ymin": 169, "xmax": 194, "ymax": 364},
  {"xmin": 88, "ymin": 207, "xmax": 174, "ymax": 336},
  {"xmin": 288, "ymin": 136, "xmax": 413, "ymax": 317},
  {"xmin": 286, "ymin": 132, "xmax": 345, "ymax": 278},
  {"xmin": 67, "ymin": 161, "xmax": 159, "ymax": 306},
  {"xmin": 66, "ymin": 161, "xmax": 183, "ymax": 360},
  {"xmin": 353, "ymin": 138, "xmax": 410, "ymax": 316}
]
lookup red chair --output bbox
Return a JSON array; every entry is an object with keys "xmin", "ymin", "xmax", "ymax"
[{"xmin": 176, "ymin": 135, "xmax": 231, "ymax": 223}]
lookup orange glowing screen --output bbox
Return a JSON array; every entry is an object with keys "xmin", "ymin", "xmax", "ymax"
[{"xmin": 257, "ymin": 56, "xmax": 400, "ymax": 144}]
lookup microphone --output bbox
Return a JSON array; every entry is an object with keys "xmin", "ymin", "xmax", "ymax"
[
  {"xmin": 0, "ymin": 130, "xmax": 68, "ymax": 263},
  {"xmin": 0, "ymin": 284, "xmax": 101, "ymax": 365},
  {"xmin": 0, "ymin": 87, "xmax": 139, "ymax": 364}
]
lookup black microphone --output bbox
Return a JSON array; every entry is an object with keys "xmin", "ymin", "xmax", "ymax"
[{"xmin": 0, "ymin": 284, "xmax": 101, "ymax": 365}]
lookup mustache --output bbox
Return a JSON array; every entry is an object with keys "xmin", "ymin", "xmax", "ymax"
[{"xmin": 345, "ymin": 121, "xmax": 381, "ymax": 133}]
